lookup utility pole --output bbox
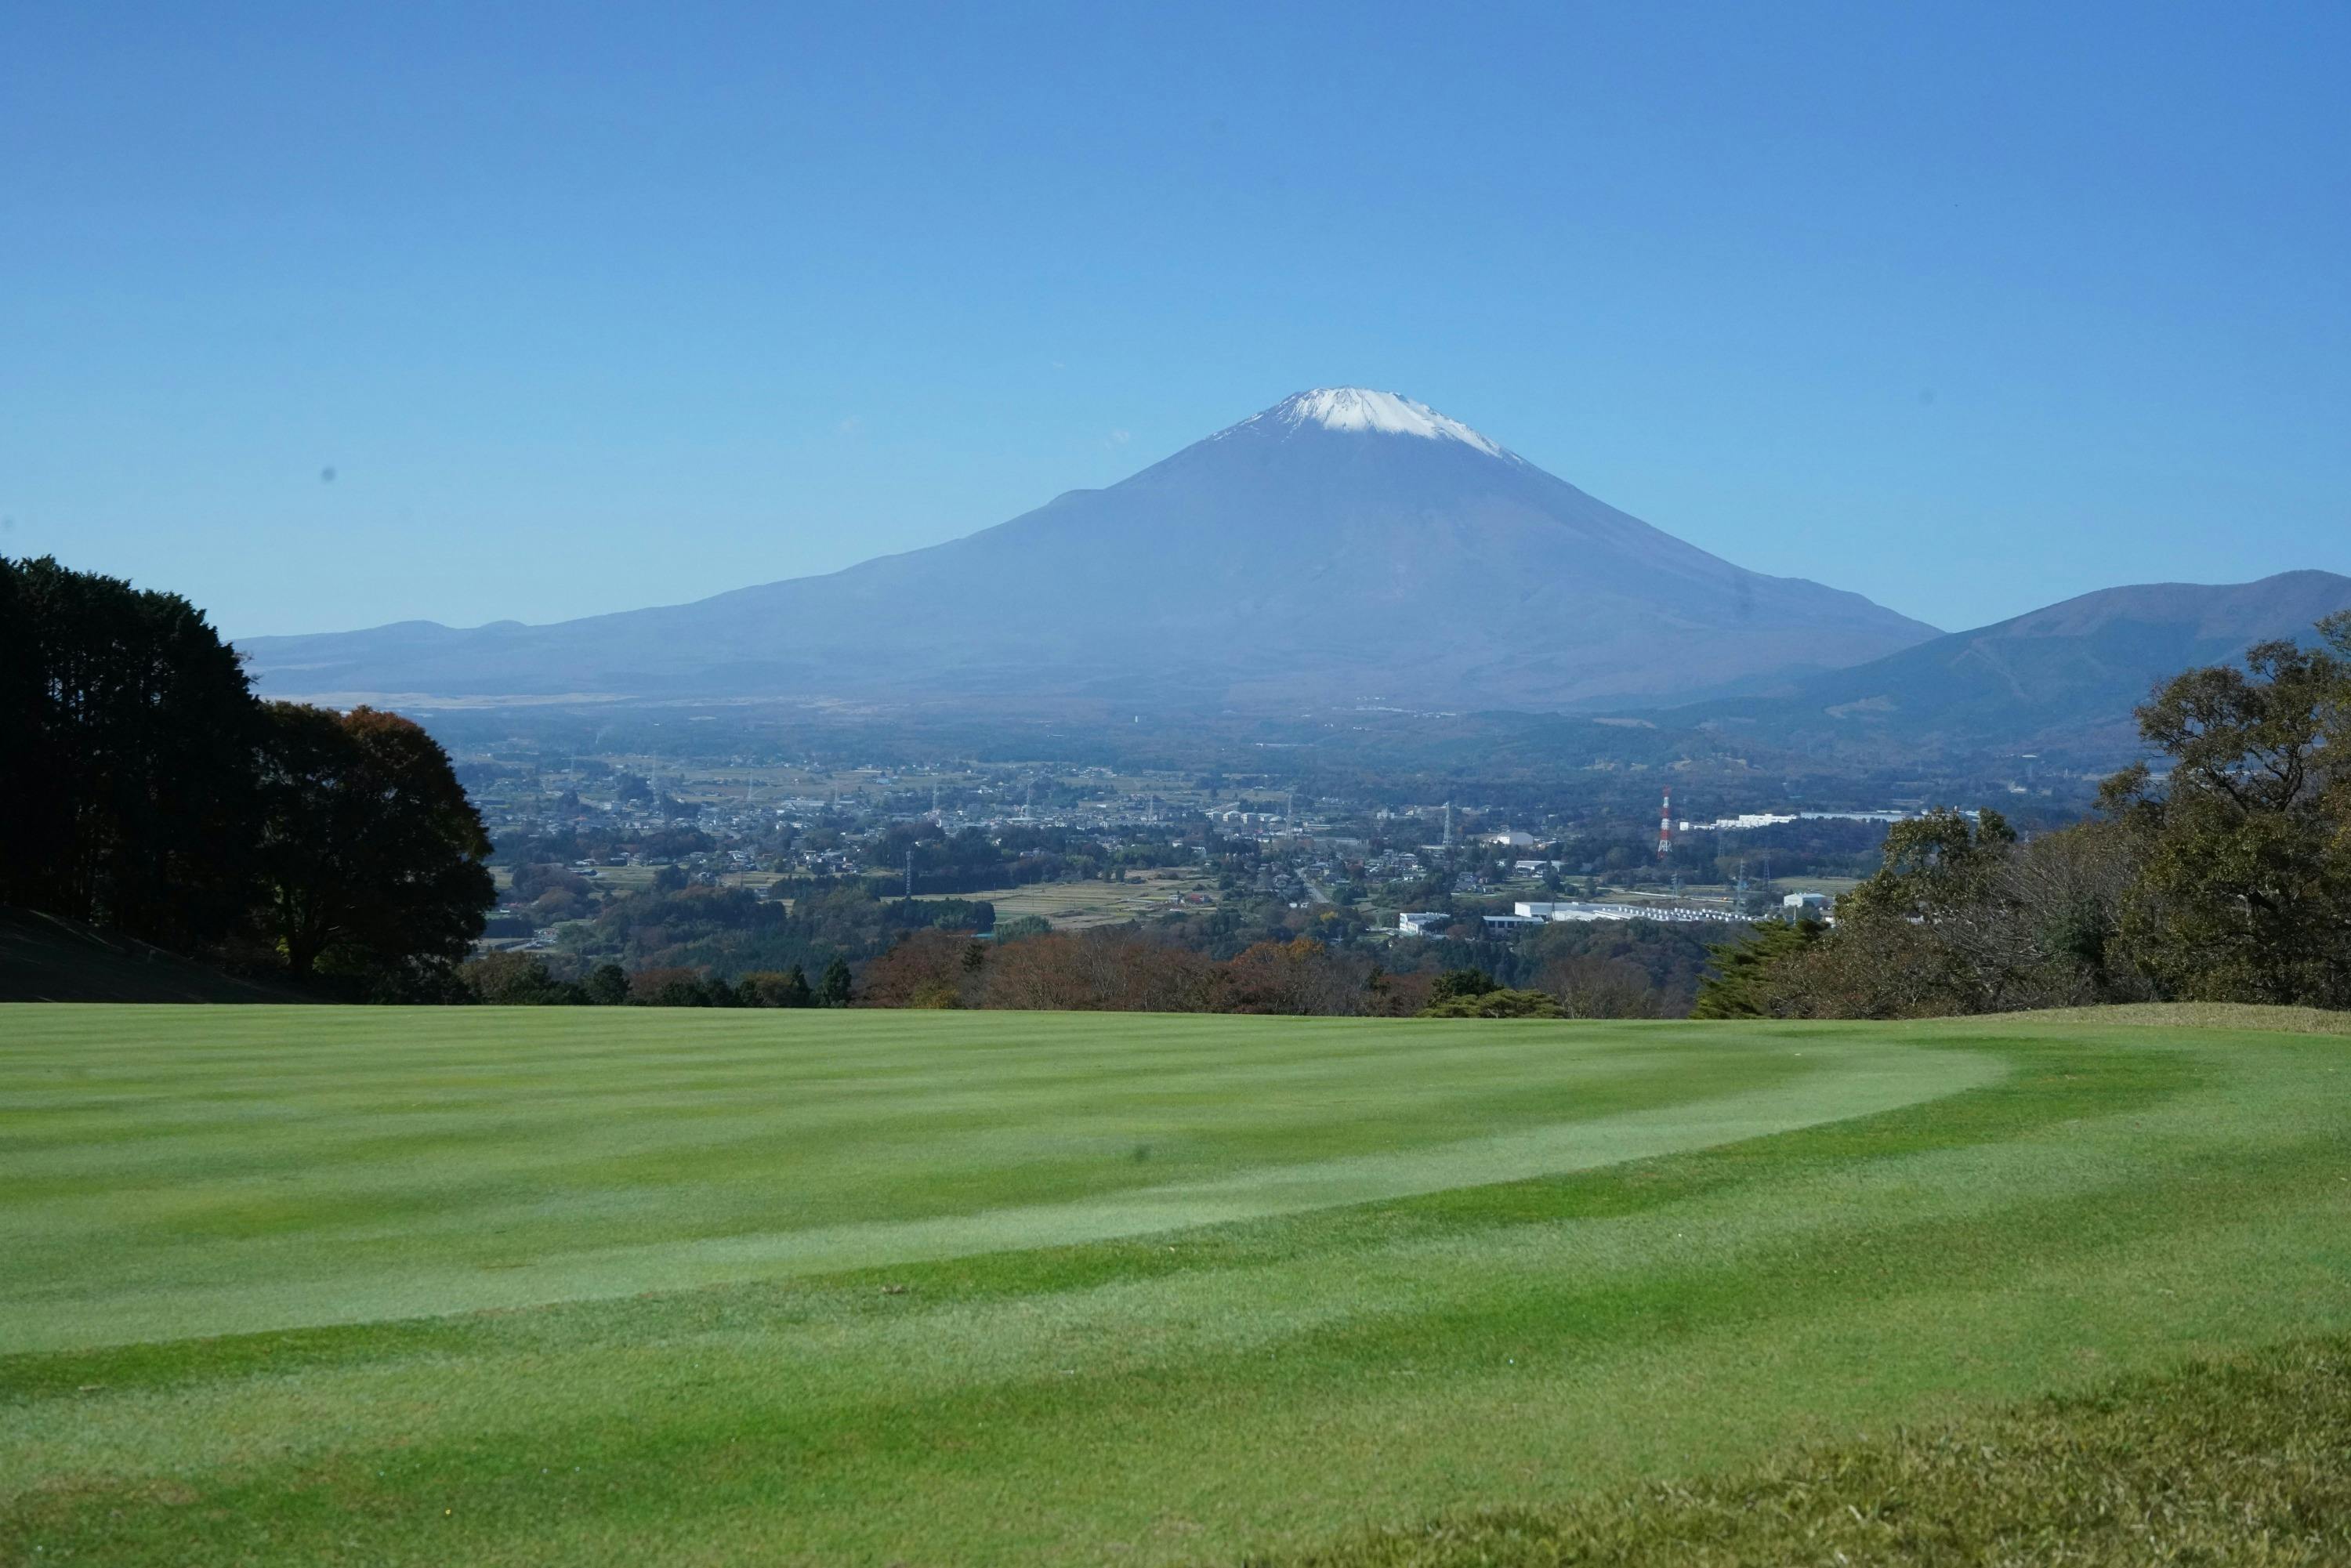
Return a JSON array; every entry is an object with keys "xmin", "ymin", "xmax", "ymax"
[{"xmin": 905, "ymin": 849, "xmax": 914, "ymax": 901}]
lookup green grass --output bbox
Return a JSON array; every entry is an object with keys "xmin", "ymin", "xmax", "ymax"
[
  {"xmin": 1260, "ymin": 1338, "xmax": 2351, "ymax": 1566},
  {"xmin": 2, "ymin": 1004, "xmax": 2346, "ymax": 1564}
]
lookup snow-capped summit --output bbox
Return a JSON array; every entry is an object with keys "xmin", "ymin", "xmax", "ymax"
[
  {"xmin": 1237, "ymin": 388, "xmax": 1512, "ymax": 459},
  {"xmin": 242, "ymin": 386, "xmax": 1940, "ymax": 710}
]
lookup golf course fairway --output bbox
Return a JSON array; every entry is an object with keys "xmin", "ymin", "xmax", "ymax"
[{"xmin": 3, "ymin": 1004, "xmax": 2346, "ymax": 1564}]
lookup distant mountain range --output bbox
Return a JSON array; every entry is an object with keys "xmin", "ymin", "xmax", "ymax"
[
  {"xmin": 240, "ymin": 389, "xmax": 1939, "ymax": 711},
  {"xmin": 238, "ymin": 390, "xmax": 2349, "ymax": 764},
  {"xmin": 1667, "ymin": 570, "xmax": 2351, "ymax": 760}
]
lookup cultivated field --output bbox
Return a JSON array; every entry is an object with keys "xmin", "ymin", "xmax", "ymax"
[
  {"xmin": 921, "ymin": 867, "xmax": 1216, "ymax": 928},
  {"xmin": 2, "ymin": 1005, "xmax": 2347, "ymax": 1563}
]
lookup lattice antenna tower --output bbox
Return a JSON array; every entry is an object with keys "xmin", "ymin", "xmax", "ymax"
[{"xmin": 1659, "ymin": 788, "xmax": 1679, "ymax": 897}]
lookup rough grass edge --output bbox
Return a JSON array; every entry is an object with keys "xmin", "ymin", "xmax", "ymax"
[
  {"xmin": 2002, "ymin": 1001, "xmax": 2351, "ymax": 1036},
  {"xmin": 1241, "ymin": 1338, "xmax": 2351, "ymax": 1567}
]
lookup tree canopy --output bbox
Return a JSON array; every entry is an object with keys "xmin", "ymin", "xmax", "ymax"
[
  {"xmin": 1701, "ymin": 613, "xmax": 2351, "ymax": 1019},
  {"xmin": 0, "ymin": 556, "xmax": 263, "ymax": 951},
  {"xmin": 256, "ymin": 703, "xmax": 494, "ymax": 984},
  {"xmin": 2, "ymin": 558, "xmax": 494, "ymax": 994}
]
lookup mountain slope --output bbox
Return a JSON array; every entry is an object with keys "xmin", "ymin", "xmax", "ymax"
[
  {"xmin": 1672, "ymin": 570, "xmax": 2351, "ymax": 759},
  {"xmin": 241, "ymin": 389, "xmax": 1938, "ymax": 710}
]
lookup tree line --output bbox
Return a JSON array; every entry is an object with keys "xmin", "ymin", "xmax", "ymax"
[
  {"xmin": 460, "ymin": 948, "xmax": 854, "ymax": 1008},
  {"xmin": 461, "ymin": 903, "xmax": 1719, "ymax": 1019},
  {"xmin": 850, "ymin": 926, "xmax": 1673, "ymax": 1018},
  {"xmin": 2, "ymin": 557, "xmax": 493, "ymax": 994},
  {"xmin": 1697, "ymin": 614, "xmax": 2351, "ymax": 1018},
  {"xmin": 24, "ymin": 552, "xmax": 2334, "ymax": 1021}
]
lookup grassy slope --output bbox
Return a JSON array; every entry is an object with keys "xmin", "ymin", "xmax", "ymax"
[
  {"xmin": 1, "ymin": 1005, "xmax": 2346, "ymax": 1564},
  {"xmin": 0, "ymin": 909, "xmax": 311, "ymax": 1005}
]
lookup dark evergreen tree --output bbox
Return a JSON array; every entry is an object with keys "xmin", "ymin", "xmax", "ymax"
[
  {"xmin": 1691, "ymin": 921, "xmax": 1822, "ymax": 1019},
  {"xmin": 0, "ymin": 556, "xmax": 263, "ymax": 951},
  {"xmin": 1428, "ymin": 968, "xmax": 1498, "ymax": 1003}
]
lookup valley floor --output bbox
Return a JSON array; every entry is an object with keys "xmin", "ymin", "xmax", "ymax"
[{"xmin": 2, "ymin": 1005, "xmax": 2346, "ymax": 1563}]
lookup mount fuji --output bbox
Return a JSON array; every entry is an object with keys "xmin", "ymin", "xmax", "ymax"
[{"xmin": 240, "ymin": 389, "xmax": 1939, "ymax": 711}]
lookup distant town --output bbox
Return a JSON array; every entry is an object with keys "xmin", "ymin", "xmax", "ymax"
[{"xmin": 455, "ymin": 745, "xmax": 1957, "ymax": 967}]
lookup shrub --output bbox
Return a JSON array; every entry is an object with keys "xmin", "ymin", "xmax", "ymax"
[{"xmin": 1417, "ymin": 987, "xmax": 1560, "ymax": 1019}]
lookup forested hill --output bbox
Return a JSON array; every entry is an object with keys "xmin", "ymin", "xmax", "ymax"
[{"xmin": 1668, "ymin": 570, "xmax": 2351, "ymax": 761}]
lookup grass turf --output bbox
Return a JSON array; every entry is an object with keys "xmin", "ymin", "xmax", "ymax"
[
  {"xmin": 1257, "ymin": 1337, "xmax": 2351, "ymax": 1566},
  {"xmin": 1, "ymin": 1003, "xmax": 2346, "ymax": 1563}
]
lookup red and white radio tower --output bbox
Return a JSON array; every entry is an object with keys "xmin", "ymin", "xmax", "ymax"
[{"xmin": 1657, "ymin": 788, "xmax": 1673, "ymax": 863}]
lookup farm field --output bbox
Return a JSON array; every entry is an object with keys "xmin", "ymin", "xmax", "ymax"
[
  {"xmin": 2, "ymin": 1004, "xmax": 2348, "ymax": 1564},
  {"xmin": 919, "ymin": 867, "xmax": 1215, "ymax": 928}
]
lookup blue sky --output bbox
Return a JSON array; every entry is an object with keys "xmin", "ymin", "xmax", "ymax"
[{"xmin": 5, "ymin": 2, "xmax": 2346, "ymax": 639}]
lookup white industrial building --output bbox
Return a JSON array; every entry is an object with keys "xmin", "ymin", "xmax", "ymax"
[{"xmin": 1512, "ymin": 900, "xmax": 1748, "ymax": 925}]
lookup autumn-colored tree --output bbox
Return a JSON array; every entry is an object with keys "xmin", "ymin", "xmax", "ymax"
[
  {"xmin": 980, "ymin": 932, "xmax": 1103, "ymax": 1010},
  {"xmin": 512, "ymin": 863, "xmax": 592, "ymax": 902},
  {"xmin": 458, "ymin": 950, "xmax": 581, "ymax": 1005},
  {"xmin": 980, "ymin": 930, "xmax": 1224, "ymax": 1012},
  {"xmin": 627, "ymin": 965, "xmax": 707, "ymax": 1004},
  {"xmin": 1364, "ymin": 965, "xmax": 1436, "ymax": 1017},
  {"xmin": 255, "ymin": 704, "xmax": 494, "ymax": 986},
  {"xmin": 862, "ymin": 929, "xmax": 988, "ymax": 1009},
  {"xmin": 1226, "ymin": 936, "xmax": 1371, "ymax": 1016},
  {"xmin": 1539, "ymin": 954, "xmax": 1657, "ymax": 1019}
]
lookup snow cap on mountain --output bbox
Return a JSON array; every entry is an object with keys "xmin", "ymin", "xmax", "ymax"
[{"xmin": 1233, "ymin": 387, "xmax": 1512, "ymax": 459}]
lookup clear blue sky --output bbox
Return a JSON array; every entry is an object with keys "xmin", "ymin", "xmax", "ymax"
[{"xmin": 5, "ymin": 2, "xmax": 2346, "ymax": 639}]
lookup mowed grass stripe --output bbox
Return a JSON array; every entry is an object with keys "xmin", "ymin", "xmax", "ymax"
[
  {"xmin": 2, "ymin": 1008, "xmax": 2345, "ymax": 1566},
  {"xmin": 2, "ymin": 1029, "xmax": 1777, "ymax": 1179},
  {"xmin": 1, "ymin": 1012, "xmax": 1768, "ymax": 1168},
  {"xmin": 0, "ymin": 1009, "xmax": 1987, "ymax": 1349}
]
